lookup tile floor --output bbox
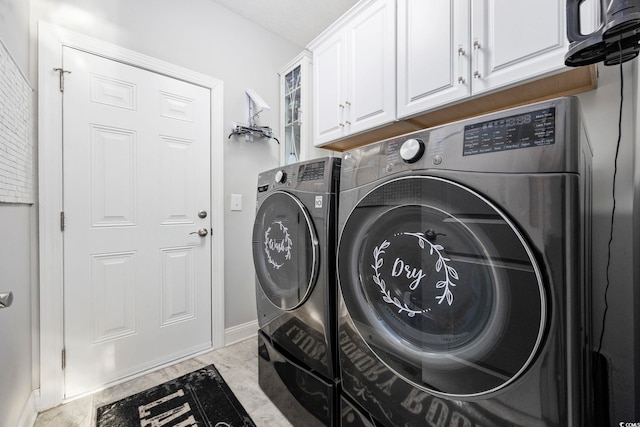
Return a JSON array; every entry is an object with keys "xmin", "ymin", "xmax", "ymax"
[{"xmin": 34, "ymin": 336, "xmax": 293, "ymax": 427}]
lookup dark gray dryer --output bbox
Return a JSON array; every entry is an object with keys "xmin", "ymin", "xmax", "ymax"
[
  {"xmin": 336, "ymin": 97, "xmax": 593, "ymax": 426},
  {"xmin": 253, "ymin": 157, "xmax": 340, "ymax": 427}
]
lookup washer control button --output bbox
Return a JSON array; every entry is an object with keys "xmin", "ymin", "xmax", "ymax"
[
  {"xmin": 400, "ymin": 138, "xmax": 425, "ymax": 163},
  {"xmin": 433, "ymin": 155, "xmax": 443, "ymax": 165},
  {"xmin": 274, "ymin": 170, "xmax": 287, "ymax": 183}
]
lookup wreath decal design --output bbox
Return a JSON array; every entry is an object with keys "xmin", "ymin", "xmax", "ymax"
[
  {"xmin": 371, "ymin": 232, "xmax": 459, "ymax": 317},
  {"xmin": 264, "ymin": 220, "xmax": 293, "ymax": 269}
]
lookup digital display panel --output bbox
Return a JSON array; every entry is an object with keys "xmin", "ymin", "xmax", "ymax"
[
  {"xmin": 298, "ymin": 160, "xmax": 325, "ymax": 182},
  {"xmin": 463, "ymin": 107, "xmax": 556, "ymax": 156}
]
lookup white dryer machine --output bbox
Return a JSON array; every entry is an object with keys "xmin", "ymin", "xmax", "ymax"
[{"xmin": 336, "ymin": 97, "xmax": 593, "ymax": 426}]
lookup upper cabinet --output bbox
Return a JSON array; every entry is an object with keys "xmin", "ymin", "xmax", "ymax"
[
  {"xmin": 309, "ymin": 0, "xmax": 593, "ymax": 147},
  {"xmin": 280, "ymin": 51, "xmax": 311, "ymax": 164},
  {"xmin": 398, "ymin": 0, "xmax": 570, "ymax": 119},
  {"xmin": 471, "ymin": 0, "xmax": 569, "ymax": 94},
  {"xmin": 310, "ymin": 0, "xmax": 396, "ymax": 147},
  {"xmin": 397, "ymin": 0, "xmax": 470, "ymax": 118}
]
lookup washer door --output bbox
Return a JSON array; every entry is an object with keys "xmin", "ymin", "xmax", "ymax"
[
  {"xmin": 338, "ymin": 176, "xmax": 546, "ymax": 397},
  {"xmin": 253, "ymin": 191, "xmax": 319, "ymax": 311}
]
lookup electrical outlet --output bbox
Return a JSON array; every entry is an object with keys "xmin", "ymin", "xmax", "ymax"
[{"xmin": 230, "ymin": 194, "xmax": 242, "ymax": 211}]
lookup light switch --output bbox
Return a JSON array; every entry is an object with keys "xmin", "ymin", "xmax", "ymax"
[{"xmin": 230, "ymin": 194, "xmax": 242, "ymax": 211}]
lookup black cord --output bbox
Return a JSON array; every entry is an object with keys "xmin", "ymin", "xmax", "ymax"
[{"xmin": 597, "ymin": 40, "xmax": 624, "ymax": 356}]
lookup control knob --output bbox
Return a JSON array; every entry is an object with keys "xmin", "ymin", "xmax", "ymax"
[
  {"xmin": 400, "ymin": 138, "xmax": 425, "ymax": 163},
  {"xmin": 274, "ymin": 170, "xmax": 287, "ymax": 183}
]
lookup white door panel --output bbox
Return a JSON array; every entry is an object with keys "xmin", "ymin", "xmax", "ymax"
[
  {"xmin": 397, "ymin": 0, "xmax": 470, "ymax": 118},
  {"xmin": 313, "ymin": 33, "xmax": 346, "ymax": 145},
  {"xmin": 472, "ymin": 0, "xmax": 568, "ymax": 94},
  {"xmin": 347, "ymin": 0, "xmax": 395, "ymax": 134},
  {"xmin": 62, "ymin": 47, "xmax": 212, "ymax": 398}
]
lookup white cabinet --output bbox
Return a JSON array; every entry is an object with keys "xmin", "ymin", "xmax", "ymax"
[
  {"xmin": 279, "ymin": 51, "xmax": 318, "ymax": 164},
  {"xmin": 397, "ymin": 0, "xmax": 470, "ymax": 118},
  {"xmin": 472, "ymin": 0, "xmax": 569, "ymax": 94},
  {"xmin": 311, "ymin": 32, "xmax": 346, "ymax": 145},
  {"xmin": 397, "ymin": 0, "xmax": 570, "ymax": 119},
  {"xmin": 310, "ymin": 0, "xmax": 396, "ymax": 146}
]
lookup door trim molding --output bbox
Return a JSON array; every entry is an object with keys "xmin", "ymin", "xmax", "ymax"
[{"xmin": 37, "ymin": 21, "xmax": 225, "ymax": 410}]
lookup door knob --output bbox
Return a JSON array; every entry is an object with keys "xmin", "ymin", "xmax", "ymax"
[
  {"xmin": 190, "ymin": 228, "xmax": 209, "ymax": 237},
  {"xmin": 0, "ymin": 291, "xmax": 13, "ymax": 309}
]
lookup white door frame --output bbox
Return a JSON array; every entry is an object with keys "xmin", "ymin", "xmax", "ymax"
[{"xmin": 37, "ymin": 21, "xmax": 225, "ymax": 410}]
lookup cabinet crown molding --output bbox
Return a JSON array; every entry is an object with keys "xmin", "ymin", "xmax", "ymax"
[
  {"xmin": 307, "ymin": 0, "xmax": 379, "ymax": 50},
  {"xmin": 279, "ymin": 50, "xmax": 312, "ymax": 76}
]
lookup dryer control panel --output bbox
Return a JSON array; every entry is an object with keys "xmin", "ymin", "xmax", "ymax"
[
  {"xmin": 340, "ymin": 97, "xmax": 585, "ymax": 192},
  {"xmin": 462, "ymin": 107, "xmax": 556, "ymax": 156}
]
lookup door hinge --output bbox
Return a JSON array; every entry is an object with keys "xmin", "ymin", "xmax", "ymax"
[
  {"xmin": 61, "ymin": 348, "xmax": 66, "ymax": 370},
  {"xmin": 60, "ymin": 211, "xmax": 65, "ymax": 231},
  {"xmin": 53, "ymin": 68, "xmax": 71, "ymax": 92}
]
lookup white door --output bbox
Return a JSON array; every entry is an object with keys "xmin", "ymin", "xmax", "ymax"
[
  {"xmin": 471, "ymin": 0, "xmax": 568, "ymax": 94},
  {"xmin": 346, "ymin": 0, "xmax": 396, "ymax": 135},
  {"xmin": 397, "ymin": 0, "xmax": 470, "ymax": 118},
  {"xmin": 62, "ymin": 46, "xmax": 212, "ymax": 398},
  {"xmin": 313, "ymin": 31, "xmax": 347, "ymax": 145}
]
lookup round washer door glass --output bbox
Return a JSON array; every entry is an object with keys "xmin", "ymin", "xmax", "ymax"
[
  {"xmin": 338, "ymin": 176, "xmax": 546, "ymax": 397},
  {"xmin": 253, "ymin": 191, "xmax": 318, "ymax": 310}
]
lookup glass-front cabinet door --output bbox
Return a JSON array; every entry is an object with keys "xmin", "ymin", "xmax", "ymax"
[
  {"xmin": 279, "ymin": 51, "xmax": 326, "ymax": 165},
  {"xmin": 283, "ymin": 63, "xmax": 302, "ymax": 164}
]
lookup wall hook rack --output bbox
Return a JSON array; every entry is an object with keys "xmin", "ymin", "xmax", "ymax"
[
  {"xmin": 228, "ymin": 124, "xmax": 279, "ymax": 144},
  {"xmin": 228, "ymin": 88, "xmax": 278, "ymax": 142}
]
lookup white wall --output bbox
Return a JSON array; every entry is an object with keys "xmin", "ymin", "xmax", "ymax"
[
  {"xmin": 30, "ymin": 0, "xmax": 302, "ymax": 332},
  {"xmin": 0, "ymin": 1, "xmax": 36, "ymax": 427},
  {"xmin": 577, "ymin": 62, "xmax": 638, "ymax": 423},
  {"xmin": 1, "ymin": 0, "xmax": 30, "ymax": 69}
]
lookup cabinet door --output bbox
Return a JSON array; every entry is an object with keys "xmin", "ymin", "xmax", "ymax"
[
  {"xmin": 281, "ymin": 52, "xmax": 325, "ymax": 164},
  {"xmin": 397, "ymin": 0, "xmax": 470, "ymax": 119},
  {"xmin": 471, "ymin": 0, "xmax": 568, "ymax": 95},
  {"xmin": 313, "ymin": 32, "xmax": 347, "ymax": 146},
  {"xmin": 346, "ymin": 0, "xmax": 396, "ymax": 135},
  {"xmin": 282, "ymin": 64, "xmax": 303, "ymax": 164}
]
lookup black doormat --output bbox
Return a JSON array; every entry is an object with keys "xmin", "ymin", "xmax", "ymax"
[{"xmin": 96, "ymin": 364, "xmax": 256, "ymax": 427}]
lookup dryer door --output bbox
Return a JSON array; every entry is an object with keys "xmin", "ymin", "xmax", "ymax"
[
  {"xmin": 338, "ymin": 176, "xmax": 546, "ymax": 397},
  {"xmin": 253, "ymin": 191, "xmax": 319, "ymax": 311}
]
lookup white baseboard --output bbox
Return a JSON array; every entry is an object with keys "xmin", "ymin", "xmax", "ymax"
[
  {"xmin": 224, "ymin": 320, "xmax": 258, "ymax": 346},
  {"xmin": 17, "ymin": 390, "xmax": 38, "ymax": 427}
]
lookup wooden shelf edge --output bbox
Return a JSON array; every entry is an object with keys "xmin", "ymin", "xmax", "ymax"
[{"xmin": 319, "ymin": 64, "xmax": 597, "ymax": 152}]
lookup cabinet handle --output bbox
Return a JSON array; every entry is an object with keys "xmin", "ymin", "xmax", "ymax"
[
  {"xmin": 339, "ymin": 102, "xmax": 351, "ymax": 129},
  {"xmin": 457, "ymin": 45, "xmax": 466, "ymax": 84},
  {"xmin": 473, "ymin": 40, "xmax": 481, "ymax": 79},
  {"xmin": 344, "ymin": 102, "xmax": 351, "ymax": 128}
]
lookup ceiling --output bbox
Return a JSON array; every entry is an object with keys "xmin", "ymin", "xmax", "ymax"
[{"xmin": 209, "ymin": 0, "xmax": 359, "ymax": 47}]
